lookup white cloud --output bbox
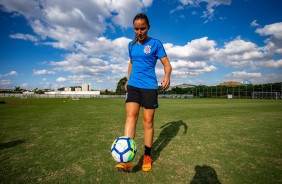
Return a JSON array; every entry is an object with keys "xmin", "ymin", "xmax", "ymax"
[
  {"xmin": 10, "ymin": 33, "xmax": 39, "ymax": 42},
  {"xmin": 164, "ymin": 37, "xmax": 216, "ymax": 61},
  {"xmin": 43, "ymin": 0, "xmax": 110, "ymax": 35},
  {"xmin": 1, "ymin": 0, "xmax": 150, "ymax": 50},
  {"xmin": 0, "ymin": 0, "xmax": 41, "ymax": 18},
  {"xmin": 163, "ymin": 31, "xmax": 281, "ymax": 83},
  {"xmin": 170, "ymin": 5, "xmax": 185, "ymax": 14},
  {"xmin": 176, "ymin": 0, "xmax": 232, "ymax": 21},
  {"xmin": 56, "ymin": 77, "xmax": 67, "ymax": 82},
  {"xmin": 20, "ymin": 83, "xmax": 28, "ymax": 89},
  {"xmin": 7, "ymin": 71, "xmax": 18, "ymax": 77},
  {"xmin": 142, "ymin": 0, "xmax": 153, "ymax": 7},
  {"xmin": 256, "ymin": 22, "xmax": 282, "ymax": 54},
  {"xmin": 33, "ymin": 70, "xmax": 56, "ymax": 75},
  {"xmin": 259, "ymin": 73, "xmax": 282, "ymax": 84},
  {"xmin": 179, "ymin": 0, "xmax": 197, "ymax": 6},
  {"xmin": 220, "ymin": 37, "xmax": 258, "ymax": 55},
  {"xmin": 226, "ymin": 71, "xmax": 282, "ymax": 84},
  {"xmin": 161, "ymin": 37, "xmax": 218, "ymax": 80},
  {"xmin": 256, "ymin": 22, "xmax": 282, "ymax": 39},
  {"xmin": 51, "ymin": 53, "xmax": 108, "ymax": 70},
  {"xmin": 0, "ymin": 71, "xmax": 18, "ymax": 89},
  {"xmin": 225, "ymin": 71, "xmax": 262, "ymax": 84},
  {"xmin": 55, "ymin": 74, "xmax": 101, "ymax": 85},
  {"xmin": 76, "ymin": 37, "xmax": 131, "ymax": 59},
  {"xmin": 251, "ymin": 20, "xmax": 260, "ymax": 27},
  {"xmin": 0, "ymin": 79, "xmax": 12, "ymax": 86},
  {"xmin": 109, "ymin": 0, "xmax": 142, "ymax": 28},
  {"xmin": 227, "ymin": 71, "xmax": 262, "ymax": 78},
  {"xmin": 0, "ymin": 71, "xmax": 18, "ymax": 78},
  {"xmin": 169, "ymin": 60, "xmax": 216, "ymax": 77},
  {"xmin": 256, "ymin": 59, "xmax": 282, "ymax": 70},
  {"xmin": 1, "ymin": 0, "xmax": 281, "ymax": 89},
  {"xmin": 7, "ymin": 71, "xmax": 18, "ymax": 76},
  {"xmin": 49, "ymin": 51, "xmax": 127, "ymax": 85},
  {"xmin": 215, "ymin": 37, "xmax": 272, "ymax": 68}
]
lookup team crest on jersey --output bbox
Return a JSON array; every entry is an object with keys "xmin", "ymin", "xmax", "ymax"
[{"xmin": 144, "ymin": 45, "xmax": 151, "ymax": 54}]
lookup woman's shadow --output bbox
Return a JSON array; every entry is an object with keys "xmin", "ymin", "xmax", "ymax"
[
  {"xmin": 190, "ymin": 165, "xmax": 221, "ymax": 184},
  {"xmin": 0, "ymin": 139, "xmax": 27, "ymax": 150},
  {"xmin": 132, "ymin": 120, "xmax": 188, "ymax": 172}
]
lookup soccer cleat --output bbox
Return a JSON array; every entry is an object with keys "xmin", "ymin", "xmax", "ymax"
[
  {"xmin": 142, "ymin": 155, "xmax": 152, "ymax": 172},
  {"xmin": 115, "ymin": 162, "xmax": 132, "ymax": 172}
]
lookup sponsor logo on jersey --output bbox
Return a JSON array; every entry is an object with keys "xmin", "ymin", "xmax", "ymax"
[{"xmin": 144, "ymin": 45, "xmax": 151, "ymax": 54}]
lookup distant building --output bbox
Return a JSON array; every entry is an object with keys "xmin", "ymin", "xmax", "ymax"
[
  {"xmin": 75, "ymin": 87, "xmax": 81, "ymax": 92},
  {"xmin": 46, "ymin": 83, "xmax": 99, "ymax": 95},
  {"xmin": 64, "ymin": 87, "xmax": 72, "ymax": 91},
  {"xmin": 44, "ymin": 91, "xmax": 100, "ymax": 95},
  {"xmin": 220, "ymin": 81, "xmax": 243, "ymax": 87},
  {"xmin": 82, "ymin": 83, "xmax": 90, "ymax": 91},
  {"xmin": 169, "ymin": 83, "xmax": 196, "ymax": 90}
]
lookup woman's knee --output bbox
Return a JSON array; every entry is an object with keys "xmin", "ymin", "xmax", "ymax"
[{"xmin": 143, "ymin": 118, "xmax": 153, "ymax": 129}]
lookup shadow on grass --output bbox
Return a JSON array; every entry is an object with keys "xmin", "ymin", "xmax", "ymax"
[
  {"xmin": 0, "ymin": 139, "xmax": 27, "ymax": 150},
  {"xmin": 190, "ymin": 165, "xmax": 221, "ymax": 184},
  {"xmin": 132, "ymin": 120, "xmax": 188, "ymax": 173}
]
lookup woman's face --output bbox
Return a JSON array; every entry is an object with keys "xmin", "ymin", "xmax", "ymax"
[{"xmin": 133, "ymin": 19, "xmax": 150, "ymax": 43}]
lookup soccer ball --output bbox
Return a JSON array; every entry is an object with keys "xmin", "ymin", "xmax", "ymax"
[{"xmin": 111, "ymin": 136, "xmax": 137, "ymax": 163}]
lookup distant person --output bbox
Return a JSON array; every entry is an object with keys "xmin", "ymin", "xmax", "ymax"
[{"xmin": 115, "ymin": 12, "xmax": 172, "ymax": 172}]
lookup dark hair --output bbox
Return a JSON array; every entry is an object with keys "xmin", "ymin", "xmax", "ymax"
[
  {"xmin": 131, "ymin": 13, "xmax": 150, "ymax": 50},
  {"xmin": 133, "ymin": 13, "xmax": 150, "ymax": 26}
]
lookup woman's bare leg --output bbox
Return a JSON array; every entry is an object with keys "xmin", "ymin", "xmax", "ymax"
[
  {"xmin": 142, "ymin": 108, "xmax": 155, "ymax": 147},
  {"xmin": 124, "ymin": 102, "xmax": 140, "ymax": 139}
]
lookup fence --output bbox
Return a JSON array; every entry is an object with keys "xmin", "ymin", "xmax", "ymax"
[
  {"xmin": 0, "ymin": 93, "xmax": 125, "ymax": 99},
  {"xmin": 252, "ymin": 92, "xmax": 281, "ymax": 100},
  {"xmin": 1, "ymin": 92, "xmax": 281, "ymax": 99}
]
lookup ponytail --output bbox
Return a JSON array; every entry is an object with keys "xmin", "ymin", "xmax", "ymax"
[{"xmin": 131, "ymin": 36, "xmax": 138, "ymax": 51}]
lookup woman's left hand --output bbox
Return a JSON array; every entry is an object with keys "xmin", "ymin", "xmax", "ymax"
[{"xmin": 161, "ymin": 76, "xmax": 170, "ymax": 90}]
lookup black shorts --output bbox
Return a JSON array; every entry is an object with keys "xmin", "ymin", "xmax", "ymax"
[{"xmin": 126, "ymin": 85, "xmax": 158, "ymax": 109}]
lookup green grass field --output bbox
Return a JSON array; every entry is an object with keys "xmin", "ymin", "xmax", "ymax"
[{"xmin": 0, "ymin": 98, "xmax": 281, "ymax": 183}]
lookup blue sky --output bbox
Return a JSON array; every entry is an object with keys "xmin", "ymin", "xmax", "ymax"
[{"xmin": 0, "ymin": 0, "xmax": 282, "ymax": 90}]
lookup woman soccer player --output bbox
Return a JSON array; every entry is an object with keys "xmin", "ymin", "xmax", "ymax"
[{"xmin": 115, "ymin": 12, "xmax": 172, "ymax": 172}]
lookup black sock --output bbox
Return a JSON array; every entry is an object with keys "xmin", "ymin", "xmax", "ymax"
[{"xmin": 144, "ymin": 145, "xmax": 151, "ymax": 156}]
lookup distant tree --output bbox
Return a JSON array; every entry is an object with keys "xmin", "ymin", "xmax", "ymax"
[
  {"xmin": 116, "ymin": 77, "xmax": 127, "ymax": 95},
  {"xmin": 15, "ymin": 86, "xmax": 21, "ymax": 92},
  {"xmin": 170, "ymin": 87, "xmax": 183, "ymax": 94},
  {"xmin": 14, "ymin": 86, "xmax": 25, "ymax": 93},
  {"xmin": 35, "ymin": 90, "xmax": 45, "ymax": 94},
  {"xmin": 101, "ymin": 89, "xmax": 115, "ymax": 95},
  {"xmin": 158, "ymin": 86, "xmax": 166, "ymax": 94}
]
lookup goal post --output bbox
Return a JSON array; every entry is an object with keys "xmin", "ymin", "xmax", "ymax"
[
  {"xmin": 72, "ymin": 95, "xmax": 79, "ymax": 100},
  {"xmin": 252, "ymin": 92, "xmax": 281, "ymax": 100}
]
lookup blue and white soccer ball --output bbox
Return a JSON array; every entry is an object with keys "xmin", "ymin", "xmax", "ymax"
[{"xmin": 111, "ymin": 136, "xmax": 137, "ymax": 163}]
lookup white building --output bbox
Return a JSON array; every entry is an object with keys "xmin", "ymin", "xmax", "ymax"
[
  {"xmin": 45, "ymin": 91, "xmax": 100, "ymax": 95},
  {"xmin": 45, "ymin": 83, "xmax": 100, "ymax": 96},
  {"xmin": 82, "ymin": 83, "xmax": 90, "ymax": 91},
  {"xmin": 75, "ymin": 87, "xmax": 81, "ymax": 92},
  {"xmin": 64, "ymin": 87, "xmax": 72, "ymax": 91}
]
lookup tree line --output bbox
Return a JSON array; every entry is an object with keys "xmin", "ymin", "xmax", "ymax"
[
  {"xmin": 1, "ymin": 79, "xmax": 281, "ymax": 98},
  {"xmin": 113, "ymin": 78, "xmax": 282, "ymax": 98}
]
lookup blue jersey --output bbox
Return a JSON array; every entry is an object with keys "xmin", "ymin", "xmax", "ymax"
[{"xmin": 128, "ymin": 37, "xmax": 167, "ymax": 89}]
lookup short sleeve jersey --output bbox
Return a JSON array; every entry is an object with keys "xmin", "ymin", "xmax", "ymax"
[{"xmin": 128, "ymin": 37, "xmax": 167, "ymax": 89}]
